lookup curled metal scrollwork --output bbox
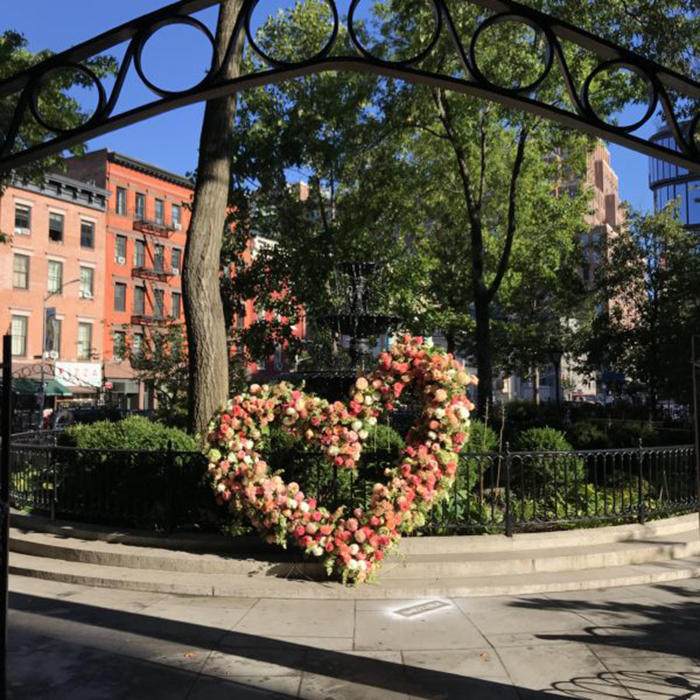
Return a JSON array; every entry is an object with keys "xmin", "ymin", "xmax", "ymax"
[{"xmin": 0, "ymin": 0, "xmax": 698, "ymax": 173}]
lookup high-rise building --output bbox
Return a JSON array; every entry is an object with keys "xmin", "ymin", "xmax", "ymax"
[
  {"xmin": 0, "ymin": 173, "xmax": 108, "ymax": 406},
  {"xmin": 64, "ymin": 150, "xmax": 192, "ymax": 409},
  {"xmin": 648, "ymin": 127, "xmax": 700, "ymax": 230}
]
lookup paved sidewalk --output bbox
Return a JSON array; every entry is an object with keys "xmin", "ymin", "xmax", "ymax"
[{"xmin": 7, "ymin": 574, "xmax": 700, "ymax": 699}]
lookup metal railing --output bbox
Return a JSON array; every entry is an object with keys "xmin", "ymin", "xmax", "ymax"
[{"xmin": 8, "ymin": 441, "xmax": 697, "ymax": 534}]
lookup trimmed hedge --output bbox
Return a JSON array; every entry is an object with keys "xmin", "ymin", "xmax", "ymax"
[{"xmin": 58, "ymin": 415, "xmax": 197, "ymax": 452}]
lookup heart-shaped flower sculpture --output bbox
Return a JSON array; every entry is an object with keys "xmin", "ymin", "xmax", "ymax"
[{"xmin": 205, "ymin": 336, "xmax": 476, "ymax": 584}]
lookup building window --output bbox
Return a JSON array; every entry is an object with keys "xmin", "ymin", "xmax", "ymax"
[
  {"xmin": 80, "ymin": 220, "xmax": 95, "ymax": 248},
  {"xmin": 11, "ymin": 316, "xmax": 27, "ymax": 356},
  {"xmin": 14, "ymin": 204, "xmax": 31, "ymax": 233},
  {"xmin": 116, "ymin": 187, "xmax": 126, "ymax": 215},
  {"xmin": 172, "ymin": 204, "xmax": 181, "ymax": 229},
  {"xmin": 49, "ymin": 212, "xmax": 64, "ymax": 242},
  {"xmin": 113, "ymin": 330, "xmax": 126, "ymax": 360},
  {"xmin": 154, "ymin": 244, "xmax": 164, "ymax": 271},
  {"xmin": 154, "ymin": 199, "xmax": 164, "ymax": 225},
  {"xmin": 582, "ymin": 266, "xmax": 590, "ymax": 282},
  {"xmin": 154, "ymin": 289, "xmax": 165, "ymax": 318},
  {"xmin": 171, "ymin": 292, "xmax": 181, "ymax": 319},
  {"xmin": 13, "ymin": 254, "xmax": 30, "ymax": 289},
  {"xmin": 77, "ymin": 322, "xmax": 93, "ymax": 360},
  {"xmin": 133, "ymin": 332, "xmax": 144, "ymax": 356},
  {"xmin": 171, "ymin": 248, "xmax": 182, "ymax": 273},
  {"xmin": 47, "ymin": 260, "xmax": 63, "ymax": 294},
  {"xmin": 134, "ymin": 286, "xmax": 145, "ymax": 314},
  {"xmin": 135, "ymin": 193, "xmax": 145, "ymax": 220},
  {"xmin": 114, "ymin": 282, "xmax": 127, "ymax": 312},
  {"xmin": 79, "ymin": 266, "xmax": 94, "ymax": 298},
  {"xmin": 47, "ymin": 318, "xmax": 62, "ymax": 358},
  {"xmin": 134, "ymin": 239, "xmax": 145, "ymax": 267},
  {"xmin": 115, "ymin": 235, "xmax": 127, "ymax": 263}
]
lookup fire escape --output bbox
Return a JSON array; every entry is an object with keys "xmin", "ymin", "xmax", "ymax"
[{"xmin": 130, "ymin": 214, "xmax": 175, "ymax": 327}]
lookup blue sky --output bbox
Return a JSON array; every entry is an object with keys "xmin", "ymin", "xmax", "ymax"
[{"xmin": 3, "ymin": 0, "xmax": 655, "ymax": 211}]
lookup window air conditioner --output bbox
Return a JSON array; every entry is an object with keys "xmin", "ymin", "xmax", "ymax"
[
  {"xmin": 117, "ymin": 256, "xmax": 126, "ymax": 265},
  {"xmin": 173, "ymin": 223, "xmax": 182, "ymax": 231},
  {"xmin": 81, "ymin": 291, "xmax": 93, "ymax": 299}
]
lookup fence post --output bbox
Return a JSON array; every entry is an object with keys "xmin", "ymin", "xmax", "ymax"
[
  {"xmin": 504, "ymin": 442, "xmax": 514, "ymax": 538},
  {"xmin": 50, "ymin": 452, "xmax": 57, "ymax": 522},
  {"xmin": 165, "ymin": 440, "xmax": 174, "ymax": 533},
  {"xmin": 637, "ymin": 438, "xmax": 646, "ymax": 525}
]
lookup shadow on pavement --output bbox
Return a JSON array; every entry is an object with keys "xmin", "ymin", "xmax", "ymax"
[
  {"xmin": 550, "ymin": 669, "xmax": 700, "ymax": 699},
  {"xmin": 507, "ymin": 584, "xmax": 700, "ymax": 661},
  {"xmin": 8, "ymin": 591, "xmax": 561, "ymax": 700}
]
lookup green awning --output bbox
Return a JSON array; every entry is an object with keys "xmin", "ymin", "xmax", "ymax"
[{"xmin": 2, "ymin": 378, "xmax": 73, "ymax": 397}]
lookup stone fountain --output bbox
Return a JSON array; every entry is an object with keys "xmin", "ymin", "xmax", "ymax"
[{"xmin": 280, "ymin": 261, "xmax": 402, "ymax": 401}]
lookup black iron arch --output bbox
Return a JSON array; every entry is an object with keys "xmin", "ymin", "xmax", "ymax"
[{"xmin": 1, "ymin": 0, "xmax": 699, "ymax": 174}]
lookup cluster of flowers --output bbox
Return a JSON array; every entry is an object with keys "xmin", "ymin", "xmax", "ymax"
[{"xmin": 205, "ymin": 336, "xmax": 477, "ymax": 584}]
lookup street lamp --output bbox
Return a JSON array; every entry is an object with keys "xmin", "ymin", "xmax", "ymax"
[
  {"xmin": 38, "ymin": 278, "xmax": 81, "ymax": 428},
  {"xmin": 548, "ymin": 346, "xmax": 564, "ymax": 409}
]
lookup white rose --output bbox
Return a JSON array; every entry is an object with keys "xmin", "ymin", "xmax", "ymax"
[
  {"xmin": 328, "ymin": 445, "xmax": 340, "ymax": 456},
  {"xmin": 286, "ymin": 407, "xmax": 297, "ymax": 416},
  {"xmin": 216, "ymin": 483, "xmax": 227, "ymax": 493},
  {"xmin": 312, "ymin": 545, "xmax": 323, "ymax": 557},
  {"xmin": 299, "ymin": 501, "xmax": 310, "ymax": 513},
  {"xmin": 358, "ymin": 430, "xmax": 369, "ymax": 440},
  {"xmin": 287, "ymin": 498, "xmax": 297, "ymax": 510},
  {"xmin": 352, "ymin": 420, "xmax": 363, "ymax": 431},
  {"xmin": 347, "ymin": 559, "xmax": 359, "ymax": 570},
  {"xmin": 358, "ymin": 560, "xmax": 367, "ymax": 571},
  {"xmin": 434, "ymin": 408, "xmax": 445, "ymax": 419},
  {"xmin": 364, "ymin": 395, "xmax": 374, "ymax": 405},
  {"xmin": 349, "ymin": 543, "xmax": 359, "ymax": 555},
  {"xmin": 368, "ymin": 416, "xmax": 377, "ymax": 426}
]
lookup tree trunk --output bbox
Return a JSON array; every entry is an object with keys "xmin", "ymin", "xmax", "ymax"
[
  {"xmin": 474, "ymin": 291, "xmax": 493, "ymax": 415},
  {"xmin": 531, "ymin": 362, "xmax": 540, "ymax": 405},
  {"xmin": 183, "ymin": 0, "xmax": 244, "ymax": 437}
]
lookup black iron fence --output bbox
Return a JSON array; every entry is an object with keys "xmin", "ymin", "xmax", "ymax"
[{"xmin": 7, "ymin": 439, "xmax": 698, "ymax": 534}]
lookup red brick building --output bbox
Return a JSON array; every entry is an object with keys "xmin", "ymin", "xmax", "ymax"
[
  {"xmin": 64, "ymin": 150, "xmax": 192, "ymax": 409},
  {"xmin": 0, "ymin": 172, "xmax": 108, "ymax": 405}
]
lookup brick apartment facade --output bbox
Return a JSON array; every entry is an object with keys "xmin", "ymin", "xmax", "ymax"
[
  {"xmin": 0, "ymin": 173, "xmax": 108, "ymax": 407},
  {"xmin": 64, "ymin": 150, "xmax": 192, "ymax": 409}
]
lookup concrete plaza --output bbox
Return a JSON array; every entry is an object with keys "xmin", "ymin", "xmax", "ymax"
[{"xmin": 7, "ymin": 574, "xmax": 700, "ymax": 699}]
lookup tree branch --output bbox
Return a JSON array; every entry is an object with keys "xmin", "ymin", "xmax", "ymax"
[{"xmin": 487, "ymin": 126, "xmax": 529, "ymax": 303}]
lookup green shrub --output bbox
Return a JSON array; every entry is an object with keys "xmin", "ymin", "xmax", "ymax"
[
  {"xmin": 566, "ymin": 422, "xmax": 612, "ymax": 450},
  {"xmin": 465, "ymin": 419, "xmax": 500, "ymax": 453},
  {"xmin": 607, "ymin": 421, "xmax": 659, "ymax": 448},
  {"xmin": 59, "ymin": 415, "xmax": 197, "ymax": 452},
  {"xmin": 512, "ymin": 427, "xmax": 586, "ymax": 497}
]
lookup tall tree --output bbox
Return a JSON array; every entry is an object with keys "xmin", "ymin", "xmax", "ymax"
[
  {"xmin": 584, "ymin": 204, "xmax": 700, "ymax": 413},
  {"xmin": 196, "ymin": 0, "xmax": 698, "ymax": 425},
  {"xmin": 183, "ymin": 0, "xmax": 244, "ymax": 437},
  {"xmin": 376, "ymin": 0, "xmax": 698, "ymax": 414}
]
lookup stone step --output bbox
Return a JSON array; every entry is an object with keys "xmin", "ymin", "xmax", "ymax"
[
  {"xmin": 10, "ymin": 525, "xmax": 700, "ymax": 579},
  {"xmin": 11, "ymin": 510, "xmax": 698, "ymax": 555},
  {"xmin": 9, "ymin": 550, "xmax": 700, "ymax": 599},
  {"xmin": 9, "ymin": 528, "xmax": 325, "ymax": 577}
]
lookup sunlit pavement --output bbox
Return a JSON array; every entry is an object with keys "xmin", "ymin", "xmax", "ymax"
[{"xmin": 8, "ymin": 574, "xmax": 700, "ymax": 699}]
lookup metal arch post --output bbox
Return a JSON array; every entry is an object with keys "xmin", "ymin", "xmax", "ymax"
[
  {"xmin": 0, "ymin": 334, "xmax": 13, "ymax": 698},
  {"xmin": 692, "ymin": 337, "xmax": 700, "ymax": 533}
]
